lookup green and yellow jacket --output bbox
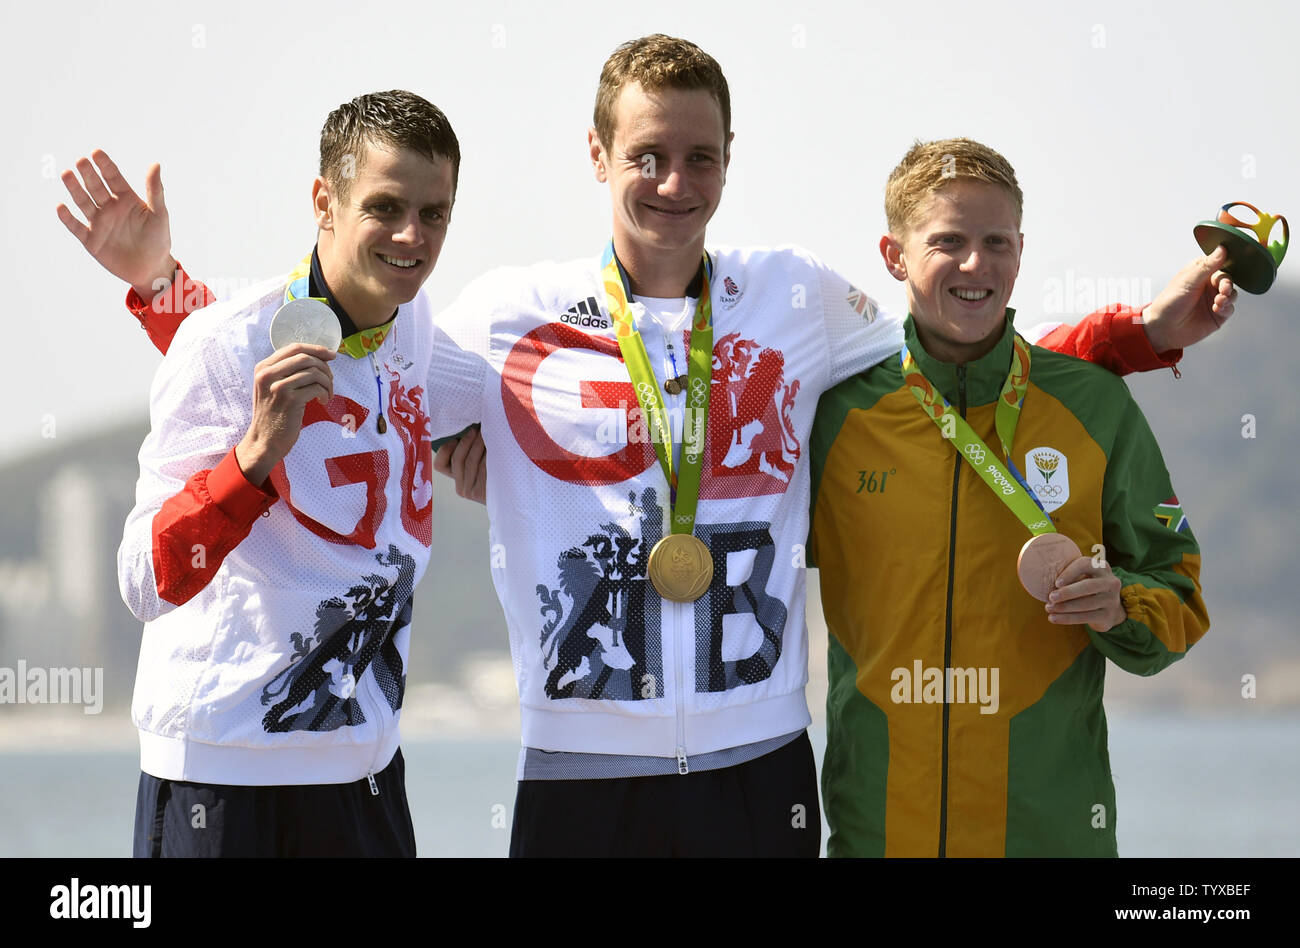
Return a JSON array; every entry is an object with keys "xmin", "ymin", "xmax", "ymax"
[{"xmin": 809, "ymin": 313, "xmax": 1207, "ymax": 857}]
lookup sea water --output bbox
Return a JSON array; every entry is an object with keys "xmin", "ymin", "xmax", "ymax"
[{"xmin": 1, "ymin": 712, "xmax": 1295, "ymax": 857}]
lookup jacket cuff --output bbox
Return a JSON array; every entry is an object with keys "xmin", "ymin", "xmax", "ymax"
[
  {"xmin": 1112, "ymin": 306, "xmax": 1182, "ymax": 369},
  {"xmin": 126, "ymin": 261, "xmax": 211, "ymax": 356},
  {"xmin": 208, "ymin": 448, "xmax": 278, "ymax": 521},
  {"xmin": 126, "ymin": 287, "xmax": 187, "ymax": 351}
]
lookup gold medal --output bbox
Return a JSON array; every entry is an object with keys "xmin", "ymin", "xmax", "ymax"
[
  {"xmin": 601, "ymin": 241, "xmax": 716, "ymax": 604},
  {"xmin": 647, "ymin": 533, "xmax": 714, "ymax": 602},
  {"xmin": 1016, "ymin": 533, "xmax": 1082, "ymax": 601}
]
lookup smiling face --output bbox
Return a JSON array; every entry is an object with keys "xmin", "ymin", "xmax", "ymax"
[
  {"xmin": 590, "ymin": 81, "xmax": 731, "ymax": 274},
  {"xmin": 314, "ymin": 141, "xmax": 454, "ymax": 329},
  {"xmin": 881, "ymin": 179, "xmax": 1023, "ymax": 364}
]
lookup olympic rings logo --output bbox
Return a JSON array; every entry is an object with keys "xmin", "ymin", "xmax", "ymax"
[
  {"xmin": 1036, "ymin": 483, "xmax": 1064, "ymax": 499},
  {"xmin": 636, "ymin": 381, "xmax": 657, "ymax": 403},
  {"xmin": 689, "ymin": 377, "xmax": 708, "ymax": 407},
  {"xmin": 964, "ymin": 444, "xmax": 986, "ymax": 464}
]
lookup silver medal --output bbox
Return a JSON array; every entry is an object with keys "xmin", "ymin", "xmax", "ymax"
[{"xmin": 269, "ymin": 298, "xmax": 342, "ymax": 352}]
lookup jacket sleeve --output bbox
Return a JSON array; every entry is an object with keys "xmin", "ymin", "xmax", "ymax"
[
  {"xmin": 425, "ymin": 270, "xmax": 499, "ymax": 439},
  {"xmin": 125, "ymin": 261, "xmax": 217, "ymax": 356},
  {"xmin": 814, "ymin": 256, "xmax": 906, "ymax": 386},
  {"xmin": 1030, "ymin": 305, "xmax": 1182, "ymax": 376},
  {"xmin": 118, "ymin": 317, "xmax": 276, "ymax": 623},
  {"xmin": 1089, "ymin": 391, "xmax": 1209, "ymax": 675}
]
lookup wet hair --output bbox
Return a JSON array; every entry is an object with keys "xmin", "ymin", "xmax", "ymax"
[
  {"xmin": 319, "ymin": 89, "xmax": 460, "ymax": 201},
  {"xmin": 593, "ymin": 34, "xmax": 731, "ymax": 152}
]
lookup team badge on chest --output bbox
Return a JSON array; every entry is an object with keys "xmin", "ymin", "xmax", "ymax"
[{"xmin": 1024, "ymin": 447, "xmax": 1070, "ymax": 512}]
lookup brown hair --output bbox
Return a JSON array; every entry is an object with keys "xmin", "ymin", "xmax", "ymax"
[
  {"xmin": 593, "ymin": 34, "xmax": 731, "ymax": 152},
  {"xmin": 319, "ymin": 90, "xmax": 461, "ymax": 202},
  {"xmin": 885, "ymin": 138, "xmax": 1023, "ymax": 235}
]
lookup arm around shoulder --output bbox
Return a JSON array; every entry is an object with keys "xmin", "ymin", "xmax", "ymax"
[
  {"xmin": 1031, "ymin": 305, "xmax": 1181, "ymax": 377},
  {"xmin": 811, "ymin": 255, "xmax": 905, "ymax": 385}
]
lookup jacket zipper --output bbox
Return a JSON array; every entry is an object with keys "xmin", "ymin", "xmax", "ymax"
[
  {"xmin": 651, "ymin": 308, "xmax": 690, "ymax": 776},
  {"xmin": 674, "ymin": 600, "xmax": 688, "ymax": 774},
  {"xmin": 364, "ymin": 668, "xmax": 384, "ymax": 796},
  {"xmin": 366, "ymin": 346, "xmax": 392, "ymax": 796},
  {"xmin": 361, "ymin": 632, "xmax": 384, "ymax": 795},
  {"xmin": 938, "ymin": 364, "xmax": 966, "ymax": 857}
]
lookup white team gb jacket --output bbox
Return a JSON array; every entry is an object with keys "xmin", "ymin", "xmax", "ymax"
[
  {"xmin": 120, "ymin": 274, "xmax": 446, "ymax": 785},
  {"xmin": 431, "ymin": 245, "xmax": 902, "ymax": 765}
]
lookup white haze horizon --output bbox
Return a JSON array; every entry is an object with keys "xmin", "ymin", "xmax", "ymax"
[{"xmin": 5, "ymin": 0, "xmax": 1297, "ymax": 463}]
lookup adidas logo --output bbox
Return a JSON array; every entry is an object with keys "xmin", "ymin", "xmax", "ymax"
[{"xmin": 559, "ymin": 296, "xmax": 610, "ymax": 330}]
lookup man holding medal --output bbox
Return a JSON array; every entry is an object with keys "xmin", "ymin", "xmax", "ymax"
[
  {"xmin": 369, "ymin": 38, "xmax": 1221, "ymax": 857},
  {"xmin": 412, "ymin": 40, "xmax": 1228, "ymax": 858},
  {"xmin": 57, "ymin": 91, "xmax": 461, "ymax": 856},
  {"xmin": 809, "ymin": 139, "xmax": 1213, "ymax": 856},
  {"xmin": 61, "ymin": 37, "xmax": 1232, "ymax": 857}
]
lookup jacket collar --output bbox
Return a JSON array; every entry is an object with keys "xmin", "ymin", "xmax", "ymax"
[
  {"xmin": 310, "ymin": 246, "xmax": 398, "ymax": 358},
  {"xmin": 310, "ymin": 246, "xmax": 362, "ymax": 339},
  {"xmin": 902, "ymin": 309, "xmax": 1019, "ymax": 408}
]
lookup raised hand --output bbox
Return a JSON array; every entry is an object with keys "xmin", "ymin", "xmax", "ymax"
[
  {"xmin": 56, "ymin": 149, "xmax": 177, "ymax": 300},
  {"xmin": 1141, "ymin": 245, "xmax": 1238, "ymax": 353}
]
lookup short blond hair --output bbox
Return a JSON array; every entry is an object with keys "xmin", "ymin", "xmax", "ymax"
[
  {"xmin": 593, "ymin": 34, "xmax": 731, "ymax": 153},
  {"xmin": 885, "ymin": 138, "xmax": 1023, "ymax": 235}
]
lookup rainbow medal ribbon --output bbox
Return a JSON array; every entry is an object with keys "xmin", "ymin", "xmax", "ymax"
[
  {"xmin": 278, "ymin": 252, "xmax": 398, "ymax": 433},
  {"xmin": 601, "ymin": 240, "xmax": 715, "ymax": 602},
  {"xmin": 271, "ymin": 255, "xmax": 342, "ymax": 352},
  {"xmin": 900, "ymin": 330, "xmax": 1081, "ymax": 601}
]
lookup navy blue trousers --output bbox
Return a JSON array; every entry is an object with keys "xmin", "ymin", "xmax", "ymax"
[
  {"xmin": 133, "ymin": 748, "xmax": 416, "ymax": 858},
  {"xmin": 509, "ymin": 731, "xmax": 821, "ymax": 857}
]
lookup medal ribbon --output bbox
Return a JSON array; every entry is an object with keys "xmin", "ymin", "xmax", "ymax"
[
  {"xmin": 900, "ymin": 332, "xmax": 1055, "ymax": 536},
  {"xmin": 600, "ymin": 241, "xmax": 712, "ymax": 536},
  {"xmin": 284, "ymin": 252, "xmax": 396, "ymax": 358}
]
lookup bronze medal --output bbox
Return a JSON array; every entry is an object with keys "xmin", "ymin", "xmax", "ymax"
[
  {"xmin": 1016, "ymin": 533, "xmax": 1083, "ymax": 602},
  {"xmin": 648, "ymin": 533, "xmax": 714, "ymax": 602},
  {"xmin": 664, "ymin": 375, "xmax": 687, "ymax": 395}
]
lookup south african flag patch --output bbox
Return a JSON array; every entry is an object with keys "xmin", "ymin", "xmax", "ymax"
[{"xmin": 1154, "ymin": 496, "xmax": 1190, "ymax": 533}]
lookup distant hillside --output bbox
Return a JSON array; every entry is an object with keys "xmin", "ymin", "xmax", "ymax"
[{"xmin": 1114, "ymin": 283, "xmax": 1300, "ymax": 706}]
